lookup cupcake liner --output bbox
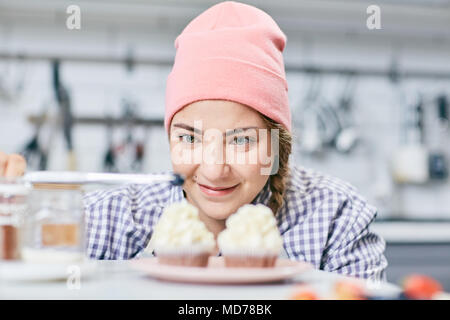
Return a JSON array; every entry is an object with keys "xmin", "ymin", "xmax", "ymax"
[
  {"xmin": 219, "ymin": 248, "xmax": 280, "ymax": 268},
  {"xmin": 157, "ymin": 252, "xmax": 211, "ymax": 267},
  {"xmin": 154, "ymin": 246, "xmax": 212, "ymax": 267}
]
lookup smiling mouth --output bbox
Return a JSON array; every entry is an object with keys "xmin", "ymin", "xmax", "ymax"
[
  {"xmin": 197, "ymin": 182, "xmax": 240, "ymax": 196},
  {"xmin": 197, "ymin": 183, "xmax": 239, "ymax": 190}
]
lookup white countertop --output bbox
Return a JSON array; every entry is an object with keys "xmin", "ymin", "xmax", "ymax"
[
  {"xmin": 372, "ymin": 221, "xmax": 450, "ymax": 243},
  {"xmin": 0, "ymin": 260, "xmax": 400, "ymax": 300}
]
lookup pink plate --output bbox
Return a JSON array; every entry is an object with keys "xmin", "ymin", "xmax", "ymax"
[{"xmin": 130, "ymin": 256, "xmax": 313, "ymax": 284}]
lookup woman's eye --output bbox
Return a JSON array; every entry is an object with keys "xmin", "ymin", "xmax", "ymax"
[
  {"xmin": 232, "ymin": 136, "xmax": 254, "ymax": 145},
  {"xmin": 178, "ymin": 134, "xmax": 197, "ymax": 144}
]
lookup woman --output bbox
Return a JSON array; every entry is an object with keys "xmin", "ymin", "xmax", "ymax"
[{"xmin": 1, "ymin": 1, "xmax": 387, "ymax": 281}]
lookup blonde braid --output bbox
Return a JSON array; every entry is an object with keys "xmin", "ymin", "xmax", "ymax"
[{"xmin": 261, "ymin": 115, "xmax": 292, "ymax": 216}]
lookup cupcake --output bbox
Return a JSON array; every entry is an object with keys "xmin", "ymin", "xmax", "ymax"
[
  {"xmin": 147, "ymin": 201, "xmax": 215, "ymax": 267},
  {"xmin": 217, "ymin": 204, "xmax": 283, "ymax": 268}
]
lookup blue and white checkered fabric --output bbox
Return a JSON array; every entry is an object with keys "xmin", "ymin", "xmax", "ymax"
[{"xmin": 83, "ymin": 164, "xmax": 387, "ymax": 281}]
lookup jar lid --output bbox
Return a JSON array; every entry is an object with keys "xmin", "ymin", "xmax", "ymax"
[
  {"xmin": 29, "ymin": 187, "xmax": 83, "ymax": 212},
  {"xmin": 0, "ymin": 178, "xmax": 31, "ymax": 195}
]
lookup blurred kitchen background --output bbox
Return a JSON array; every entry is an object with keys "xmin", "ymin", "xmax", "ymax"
[{"xmin": 0, "ymin": 0, "xmax": 449, "ymax": 288}]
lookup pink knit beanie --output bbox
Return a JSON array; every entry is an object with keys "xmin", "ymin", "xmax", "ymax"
[{"xmin": 165, "ymin": 1, "xmax": 291, "ymax": 133}]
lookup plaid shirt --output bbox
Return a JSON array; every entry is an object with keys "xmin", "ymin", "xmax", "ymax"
[{"xmin": 83, "ymin": 165, "xmax": 388, "ymax": 281}]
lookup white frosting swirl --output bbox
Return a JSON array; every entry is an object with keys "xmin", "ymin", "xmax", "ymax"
[
  {"xmin": 147, "ymin": 201, "xmax": 215, "ymax": 253},
  {"xmin": 217, "ymin": 204, "xmax": 283, "ymax": 255}
]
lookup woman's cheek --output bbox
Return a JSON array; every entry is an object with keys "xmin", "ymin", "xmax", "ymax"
[{"xmin": 170, "ymin": 142, "xmax": 201, "ymax": 167}]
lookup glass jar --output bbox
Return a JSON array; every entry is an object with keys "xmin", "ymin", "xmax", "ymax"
[
  {"xmin": 0, "ymin": 178, "xmax": 30, "ymax": 260},
  {"xmin": 22, "ymin": 185, "xmax": 85, "ymax": 264}
]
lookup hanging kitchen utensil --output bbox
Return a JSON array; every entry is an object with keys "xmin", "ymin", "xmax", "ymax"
[
  {"xmin": 297, "ymin": 74, "xmax": 325, "ymax": 155},
  {"xmin": 318, "ymin": 98, "xmax": 343, "ymax": 148},
  {"xmin": 392, "ymin": 92, "xmax": 429, "ymax": 184},
  {"xmin": 299, "ymin": 107, "xmax": 323, "ymax": 155},
  {"xmin": 20, "ymin": 103, "xmax": 54, "ymax": 171},
  {"xmin": 103, "ymin": 116, "xmax": 118, "ymax": 172},
  {"xmin": 112, "ymin": 97, "xmax": 143, "ymax": 173},
  {"xmin": 109, "ymin": 48, "xmax": 146, "ymax": 173},
  {"xmin": 298, "ymin": 73, "xmax": 359, "ymax": 156},
  {"xmin": 52, "ymin": 60, "xmax": 76, "ymax": 171},
  {"xmin": 428, "ymin": 94, "xmax": 448, "ymax": 180},
  {"xmin": 0, "ymin": 55, "xmax": 27, "ymax": 105},
  {"xmin": 333, "ymin": 74, "xmax": 359, "ymax": 154},
  {"xmin": 20, "ymin": 129, "xmax": 48, "ymax": 171},
  {"xmin": 293, "ymin": 74, "xmax": 320, "ymax": 129},
  {"xmin": 131, "ymin": 130, "xmax": 145, "ymax": 172}
]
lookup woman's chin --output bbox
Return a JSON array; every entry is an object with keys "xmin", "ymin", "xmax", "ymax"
[{"xmin": 197, "ymin": 203, "xmax": 237, "ymax": 221}]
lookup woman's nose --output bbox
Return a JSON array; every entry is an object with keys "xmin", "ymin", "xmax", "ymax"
[
  {"xmin": 200, "ymin": 161, "xmax": 231, "ymax": 182},
  {"xmin": 200, "ymin": 139, "xmax": 230, "ymax": 180}
]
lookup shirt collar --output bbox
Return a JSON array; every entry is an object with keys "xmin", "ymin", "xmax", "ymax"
[{"xmin": 168, "ymin": 184, "xmax": 185, "ymax": 205}]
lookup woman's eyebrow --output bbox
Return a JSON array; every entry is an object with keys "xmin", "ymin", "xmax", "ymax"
[
  {"xmin": 172, "ymin": 123, "xmax": 202, "ymax": 135},
  {"xmin": 172, "ymin": 123, "xmax": 259, "ymax": 136},
  {"xmin": 225, "ymin": 127, "xmax": 259, "ymax": 136}
]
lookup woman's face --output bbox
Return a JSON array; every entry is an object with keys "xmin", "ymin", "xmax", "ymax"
[{"xmin": 169, "ymin": 100, "xmax": 274, "ymax": 221}]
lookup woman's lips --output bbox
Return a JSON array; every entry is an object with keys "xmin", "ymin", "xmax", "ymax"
[{"xmin": 197, "ymin": 182, "xmax": 240, "ymax": 196}]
